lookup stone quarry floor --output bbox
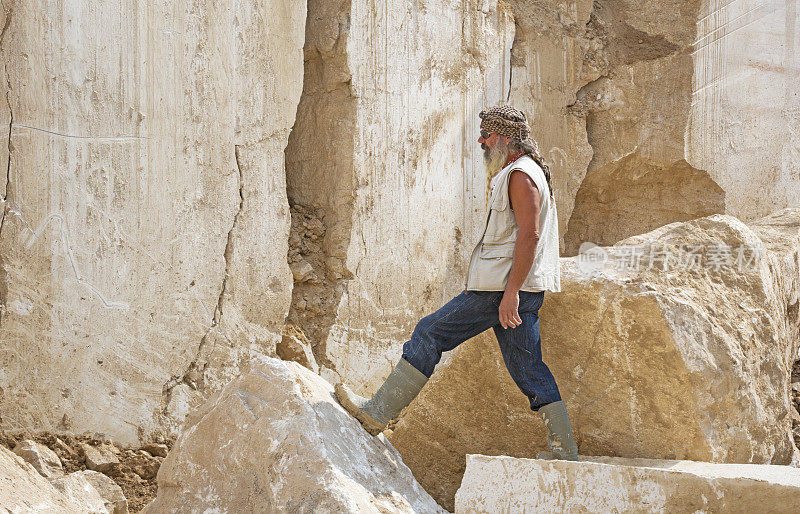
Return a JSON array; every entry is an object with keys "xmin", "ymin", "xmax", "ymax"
[{"xmin": 0, "ymin": 430, "xmax": 169, "ymax": 512}]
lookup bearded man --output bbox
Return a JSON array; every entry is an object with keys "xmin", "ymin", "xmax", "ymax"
[{"xmin": 335, "ymin": 105, "xmax": 578, "ymax": 461}]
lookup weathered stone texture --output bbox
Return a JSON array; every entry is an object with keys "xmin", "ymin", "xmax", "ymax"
[
  {"xmin": 12, "ymin": 438, "xmax": 63, "ymax": 479},
  {"xmin": 0, "ymin": 0, "xmax": 305, "ymax": 445},
  {"xmin": 143, "ymin": 356, "xmax": 443, "ymax": 513},
  {"xmin": 389, "ymin": 209, "xmax": 800, "ymax": 509},
  {"xmin": 688, "ymin": 0, "xmax": 800, "ymax": 221},
  {"xmin": 455, "ymin": 454, "xmax": 800, "ymax": 513},
  {"xmin": 566, "ymin": 153, "xmax": 725, "ymax": 250},
  {"xmin": 503, "ymin": 0, "xmax": 800, "ymax": 256}
]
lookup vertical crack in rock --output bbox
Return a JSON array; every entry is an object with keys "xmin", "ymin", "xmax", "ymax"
[
  {"xmin": 283, "ymin": 0, "xmax": 356, "ymax": 374},
  {"xmin": 161, "ymin": 145, "xmax": 245, "ymax": 407},
  {"xmin": 0, "ymin": 4, "xmax": 13, "ymax": 329}
]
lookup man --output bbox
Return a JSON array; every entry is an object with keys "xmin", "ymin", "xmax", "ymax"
[{"xmin": 335, "ymin": 105, "xmax": 578, "ymax": 461}]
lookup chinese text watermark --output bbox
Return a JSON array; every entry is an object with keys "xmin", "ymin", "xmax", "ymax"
[{"xmin": 576, "ymin": 242, "xmax": 764, "ymax": 277}]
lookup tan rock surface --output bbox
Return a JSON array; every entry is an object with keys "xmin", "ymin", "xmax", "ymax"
[
  {"xmin": 565, "ymin": 152, "xmax": 725, "ymax": 252},
  {"xmin": 389, "ymin": 209, "xmax": 800, "ymax": 509},
  {"xmin": 80, "ymin": 443, "xmax": 120, "ymax": 473},
  {"xmin": 0, "ymin": 0, "xmax": 306, "ymax": 445},
  {"xmin": 143, "ymin": 356, "xmax": 443, "ymax": 513},
  {"xmin": 455, "ymin": 454, "xmax": 800, "ymax": 513}
]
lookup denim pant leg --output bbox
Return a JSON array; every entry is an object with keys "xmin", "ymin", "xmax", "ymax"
[
  {"xmin": 493, "ymin": 291, "xmax": 562, "ymax": 411},
  {"xmin": 402, "ymin": 291, "xmax": 501, "ymax": 377}
]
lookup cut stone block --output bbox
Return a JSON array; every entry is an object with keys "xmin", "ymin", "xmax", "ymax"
[
  {"xmin": 141, "ymin": 442, "xmax": 168, "ymax": 458},
  {"xmin": 455, "ymin": 454, "xmax": 800, "ymax": 513},
  {"xmin": 80, "ymin": 443, "xmax": 120, "ymax": 473}
]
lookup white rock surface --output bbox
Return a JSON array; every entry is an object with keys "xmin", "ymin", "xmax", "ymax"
[
  {"xmin": 142, "ymin": 356, "xmax": 443, "ymax": 513},
  {"xmin": 455, "ymin": 454, "xmax": 800, "ymax": 513},
  {"xmin": 688, "ymin": 0, "xmax": 800, "ymax": 221},
  {"xmin": 79, "ymin": 470, "xmax": 129, "ymax": 514},
  {"xmin": 49, "ymin": 471, "xmax": 119, "ymax": 514},
  {"xmin": 0, "ymin": 445, "xmax": 95, "ymax": 512},
  {"xmin": 0, "ymin": 0, "xmax": 306, "ymax": 445}
]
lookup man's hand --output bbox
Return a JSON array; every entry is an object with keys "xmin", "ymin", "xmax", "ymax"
[{"xmin": 499, "ymin": 290, "xmax": 522, "ymax": 329}]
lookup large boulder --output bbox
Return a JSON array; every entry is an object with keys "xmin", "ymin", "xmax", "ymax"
[
  {"xmin": 389, "ymin": 209, "xmax": 800, "ymax": 509},
  {"xmin": 455, "ymin": 454, "xmax": 800, "ymax": 512},
  {"xmin": 142, "ymin": 356, "xmax": 443, "ymax": 513}
]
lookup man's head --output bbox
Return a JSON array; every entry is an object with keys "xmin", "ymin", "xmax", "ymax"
[
  {"xmin": 476, "ymin": 104, "xmax": 556, "ymax": 200},
  {"xmin": 478, "ymin": 105, "xmax": 531, "ymax": 178}
]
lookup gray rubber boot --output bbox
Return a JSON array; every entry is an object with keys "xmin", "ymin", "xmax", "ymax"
[
  {"xmin": 335, "ymin": 358, "xmax": 428, "ymax": 436},
  {"xmin": 538, "ymin": 400, "xmax": 579, "ymax": 461}
]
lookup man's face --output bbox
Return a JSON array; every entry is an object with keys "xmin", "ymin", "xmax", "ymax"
[
  {"xmin": 480, "ymin": 129, "xmax": 510, "ymax": 179},
  {"xmin": 478, "ymin": 129, "xmax": 510, "ymax": 160},
  {"xmin": 478, "ymin": 129, "xmax": 500, "ymax": 153}
]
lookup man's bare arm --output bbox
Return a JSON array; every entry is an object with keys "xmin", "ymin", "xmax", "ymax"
[{"xmin": 498, "ymin": 170, "xmax": 540, "ymax": 329}]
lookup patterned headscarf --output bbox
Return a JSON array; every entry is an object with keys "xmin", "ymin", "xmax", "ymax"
[{"xmin": 479, "ymin": 105, "xmax": 530, "ymax": 141}]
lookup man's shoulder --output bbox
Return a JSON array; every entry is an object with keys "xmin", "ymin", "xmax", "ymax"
[{"xmin": 509, "ymin": 157, "xmax": 546, "ymax": 190}]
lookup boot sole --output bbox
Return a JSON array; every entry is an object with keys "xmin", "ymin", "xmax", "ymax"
[
  {"xmin": 334, "ymin": 383, "xmax": 386, "ymax": 436},
  {"xmin": 537, "ymin": 450, "xmax": 580, "ymax": 462}
]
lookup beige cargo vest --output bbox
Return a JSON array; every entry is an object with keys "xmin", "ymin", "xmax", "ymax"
[{"xmin": 465, "ymin": 155, "xmax": 561, "ymax": 292}]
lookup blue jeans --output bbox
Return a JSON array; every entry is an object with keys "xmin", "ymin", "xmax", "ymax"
[{"xmin": 402, "ymin": 290, "xmax": 562, "ymax": 411}]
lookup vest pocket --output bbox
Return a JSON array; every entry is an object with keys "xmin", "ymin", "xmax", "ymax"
[{"xmin": 480, "ymin": 242, "xmax": 516, "ymax": 258}]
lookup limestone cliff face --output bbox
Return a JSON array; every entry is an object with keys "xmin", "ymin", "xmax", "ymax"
[
  {"xmin": 0, "ymin": 0, "xmax": 306, "ymax": 444},
  {"xmin": 507, "ymin": 0, "xmax": 726, "ymax": 256},
  {"xmin": 504, "ymin": 0, "xmax": 800, "ymax": 257}
]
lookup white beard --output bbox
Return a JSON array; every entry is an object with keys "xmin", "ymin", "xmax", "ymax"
[{"xmin": 483, "ymin": 144, "xmax": 509, "ymax": 182}]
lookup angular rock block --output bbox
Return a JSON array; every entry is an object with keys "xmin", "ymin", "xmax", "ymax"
[
  {"xmin": 0, "ymin": 446, "xmax": 92, "ymax": 512},
  {"xmin": 143, "ymin": 356, "xmax": 443, "ymax": 513},
  {"xmin": 12, "ymin": 439, "xmax": 64, "ymax": 478},
  {"xmin": 390, "ymin": 209, "xmax": 800, "ymax": 509},
  {"xmin": 455, "ymin": 454, "xmax": 800, "ymax": 513}
]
